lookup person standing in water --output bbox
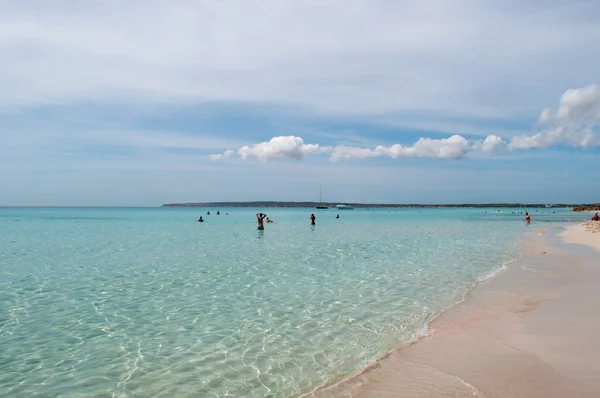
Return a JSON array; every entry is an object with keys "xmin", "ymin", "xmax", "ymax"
[
  {"xmin": 525, "ymin": 212, "xmax": 531, "ymax": 224},
  {"xmin": 256, "ymin": 213, "xmax": 267, "ymax": 230},
  {"xmin": 198, "ymin": 216, "xmax": 204, "ymax": 222},
  {"xmin": 310, "ymin": 213, "xmax": 316, "ymax": 225}
]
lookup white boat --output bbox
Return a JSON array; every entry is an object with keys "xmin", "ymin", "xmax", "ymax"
[{"xmin": 336, "ymin": 204, "xmax": 354, "ymax": 210}]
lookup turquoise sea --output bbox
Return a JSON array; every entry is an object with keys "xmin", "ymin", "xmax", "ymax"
[{"xmin": 0, "ymin": 207, "xmax": 590, "ymax": 397}]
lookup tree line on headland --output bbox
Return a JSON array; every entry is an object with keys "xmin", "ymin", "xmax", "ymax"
[{"xmin": 162, "ymin": 201, "xmax": 598, "ymax": 210}]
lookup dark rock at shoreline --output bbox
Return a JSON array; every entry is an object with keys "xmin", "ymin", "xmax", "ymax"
[{"xmin": 573, "ymin": 204, "xmax": 600, "ymax": 212}]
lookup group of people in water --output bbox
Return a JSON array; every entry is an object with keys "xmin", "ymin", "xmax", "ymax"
[
  {"xmin": 198, "ymin": 209, "xmax": 595, "ymax": 227},
  {"xmin": 258, "ymin": 212, "xmax": 338, "ymax": 229},
  {"xmin": 198, "ymin": 210, "xmax": 340, "ymax": 228},
  {"xmin": 198, "ymin": 210, "xmax": 228, "ymax": 222},
  {"xmin": 198, "ymin": 210, "xmax": 339, "ymax": 228}
]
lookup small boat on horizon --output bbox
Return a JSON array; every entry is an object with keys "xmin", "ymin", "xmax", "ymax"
[
  {"xmin": 316, "ymin": 185, "xmax": 328, "ymax": 209},
  {"xmin": 336, "ymin": 204, "xmax": 354, "ymax": 210}
]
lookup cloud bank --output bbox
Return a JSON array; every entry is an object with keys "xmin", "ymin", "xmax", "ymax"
[
  {"xmin": 1, "ymin": 1, "xmax": 599, "ymax": 119},
  {"xmin": 210, "ymin": 134, "xmax": 506, "ymax": 162},
  {"xmin": 329, "ymin": 135, "xmax": 474, "ymax": 161},
  {"xmin": 211, "ymin": 84, "xmax": 600, "ymax": 162}
]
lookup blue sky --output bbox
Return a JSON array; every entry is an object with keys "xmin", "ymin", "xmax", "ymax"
[{"xmin": 1, "ymin": 0, "xmax": 599, "ymax": 206}]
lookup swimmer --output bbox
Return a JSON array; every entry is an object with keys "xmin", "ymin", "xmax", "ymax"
[
  {"xmin": 310, "ymin": 213, "xmax": 316, "ymax": 225},
  {"xmin": 198, "ymin": 216, "xmax": 204, "ymax": 222},
  {"xmin": 592, "ymin": 212, "xmax": 599, "ymax": 221},
  {"xmin": 207, "ymin": 211, "xmax": 211, "ymax": 215},
  {"xmin": 256, "ymin": 213, "xmax": 267, "ymax": 230},
  {"xmin": 266, "ymin": 218, "xmax": 274, "ymax": 223},
  {"xmin": 217, "ymin": 210, "xmax": 220, "ymax": 215},
  {"xmin": 335, "ymin": 214, "xmax": 339, "ymax": 219},
  {"xmin": 525, "ymin": 212, "xmax": 531, "ymax": 224}
]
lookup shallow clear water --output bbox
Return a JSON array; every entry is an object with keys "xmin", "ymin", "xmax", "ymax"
[{"xmin": 0, "ymin": 207, "xmax": 589, "ymax": 397}]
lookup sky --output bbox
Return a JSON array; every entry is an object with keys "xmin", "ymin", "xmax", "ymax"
[{"xmin": 1, "ymin": 0, "xmax": 599, "ymax": 206}]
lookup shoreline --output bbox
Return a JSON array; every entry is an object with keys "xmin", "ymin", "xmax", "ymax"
[
  {"xmin": 301, "ymin": 240, "xmax": 521, "ymax": 398},
  {"xmin": 311, "ymin": 222, "xmax": 600, "ymax": 397},
  {"xmin": 162, "ymin": 203, "xmax": 576, "ymax": 209}
]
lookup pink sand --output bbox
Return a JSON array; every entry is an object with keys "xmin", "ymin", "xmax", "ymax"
[{"xmin": 311, "ymin": 223, "xmax": 600, "ymax": 397}]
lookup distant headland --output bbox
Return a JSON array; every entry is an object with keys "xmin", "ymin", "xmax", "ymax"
[{"xmin": 161, "ymin": 201, "xmax": 595, "ymax": 209}]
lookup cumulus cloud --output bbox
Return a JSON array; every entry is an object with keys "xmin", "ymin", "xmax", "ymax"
[
  {"xmin": 553, "ymin": 85, "xmax": 600, "ymax": 122},
  {"xmin": 210, "ymin": 136, "xmax": 327, "ymax": 161},
  {"xmin": 508, "ymin": 127, "xmax": 596, "ymax": 150},
  {"xmin": 472, "ymin": 135, "xmax": 506, "ymax": 153},
  {"xmin": 238, "ymin": 136, "xmax": 326, "ymax": 160},
  {"xmin": 406, "ymin": 135, "xmax": 472, "ymax": 159},
  {"xmin": 208, "ymin": 149, "xmax": 235, "ymax": 160},
  {"xmin": 330, "ymin": 135, "xmax": 472, "ymax": 161},
  {"xmin": 509, "ymin": 84, "xmax": 600, "ymax": 149},
  {"xmin": 210, "ymin": 134, "xmax": 504, "ymax": 162}
]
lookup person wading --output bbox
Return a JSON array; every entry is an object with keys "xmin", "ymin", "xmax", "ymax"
[{"xmin": 256, "ymin": 213, "xmax": 267, "ymax": 230}]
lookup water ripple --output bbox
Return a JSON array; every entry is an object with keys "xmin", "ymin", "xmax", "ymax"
[{"xmin": 0, "ymin": 207, "xmax": 586, "ymax": 397}]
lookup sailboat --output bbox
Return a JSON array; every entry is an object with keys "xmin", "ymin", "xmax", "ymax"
[{"xmin": 316, "ymin": 185, "xmax": 328, "ymax": 209}]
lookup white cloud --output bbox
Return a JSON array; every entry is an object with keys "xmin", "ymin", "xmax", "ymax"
[
  {"xmin": 208, "ymin": 149, "xmax": 235, "ymax": 160},
  {"xmin": 211, "ymin": 134, "xmax": 504, "ymax": 162},
  {"xmin": 330, "ymin": 135, "xmax": 472, "ymax": 161},
  {"xmin": 404, "ymin": 135, "xmax": 471, "ymax": 159},
  {"xmin": 1, "ymin": 1, "xmax": 599, "ymax": 118},
  {"xmin": 509, "ymin": 84, "xmax": 600, "ymax": 149},
  {"xmin": 554, "ymin": 84, "xmax": 600, "ymax": 122},
  {"xmin": 472, "ymin": 135, "xmax": 506, "ymax": 153},
  {"xmin": 236, "ymin": 136, "xmax": 326, "ymax": 161},
  {"xmin": 508, "ymin": 127, "xmax": 595, "ymax": 150}
]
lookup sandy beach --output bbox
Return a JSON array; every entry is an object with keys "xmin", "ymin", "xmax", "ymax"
[
  {"xmin": 313, "ymin": 222, "xmax": 600, "ymax": 397},
  {"xmin": 560, "ymin": 221, "xmax": 600, "ymax": 252}
]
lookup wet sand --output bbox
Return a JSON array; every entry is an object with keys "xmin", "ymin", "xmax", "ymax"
[{"xmin": 313, "ymin": 224, "xmax": 600, "ymax": 397}]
